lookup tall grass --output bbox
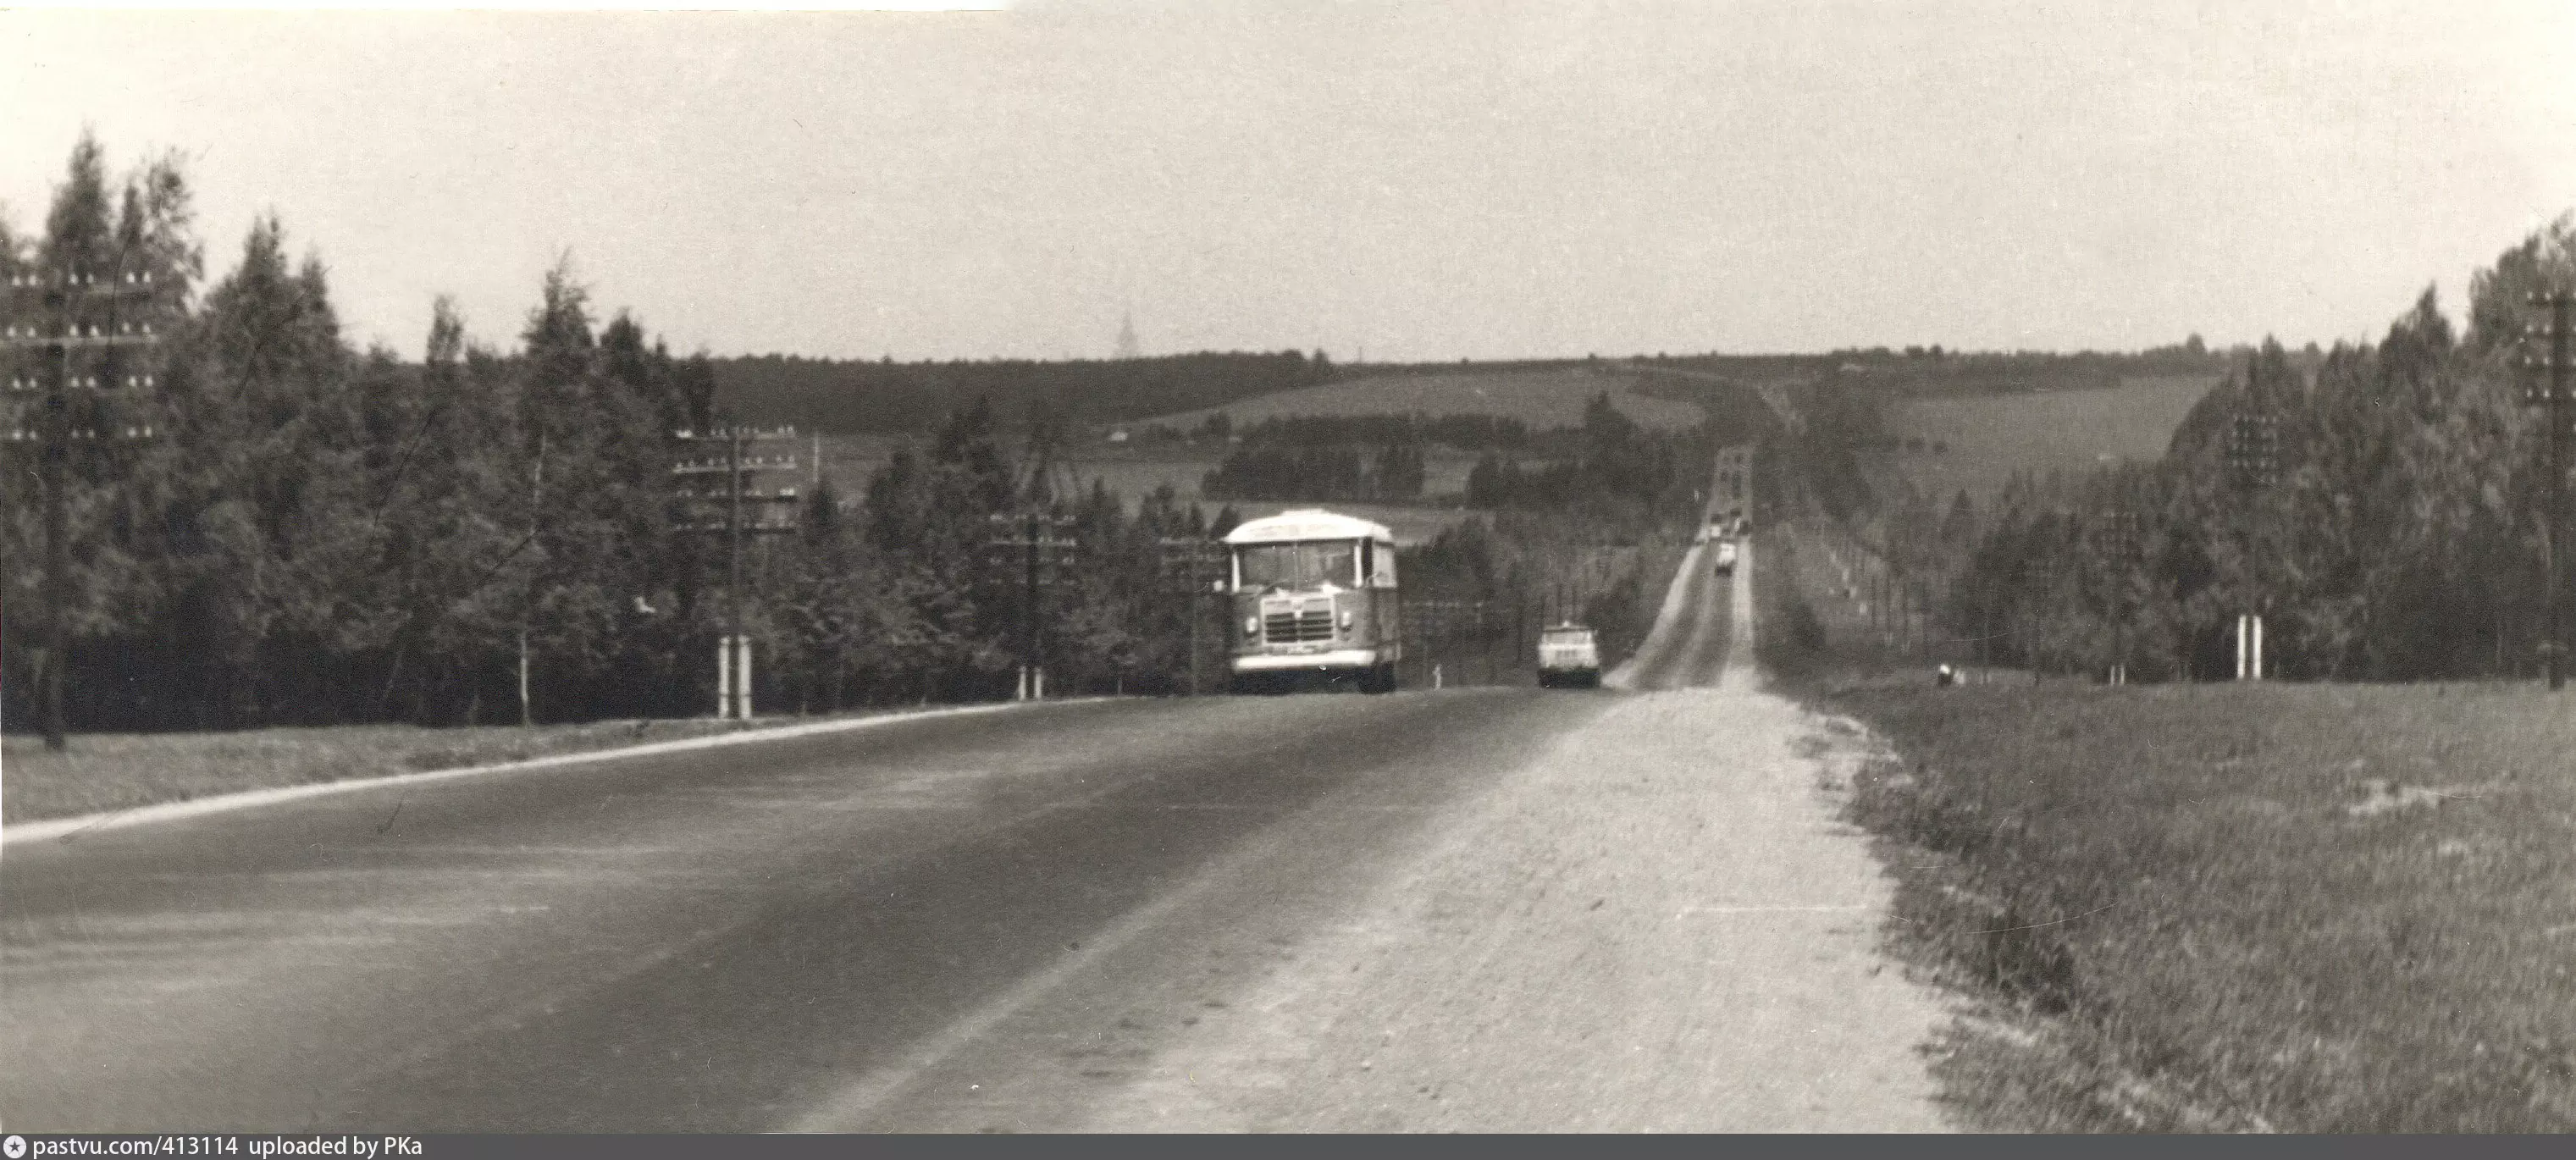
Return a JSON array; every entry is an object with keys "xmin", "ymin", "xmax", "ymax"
[{"xmin": 1836, "ymin": 680, "xmax": 2576, "ymax": 1131}]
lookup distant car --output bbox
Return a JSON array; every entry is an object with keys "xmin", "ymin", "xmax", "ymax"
[
  {"xmin": 1536, "ymin": 623, "xmax": 1602, "ymax": 688},
  {"xmin": 1712, "ymin": 540, "xmax": 1739, "ymax": 577}
]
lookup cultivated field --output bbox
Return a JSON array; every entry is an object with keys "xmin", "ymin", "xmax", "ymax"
[
  {"xmin": 1866, "ymin": 374, "xmax": 2219, "ymax": 503},
  {"xmin": 811, "ymin": 364, "xmax": 1722, "ymax": 517},
  {"xmin": 1826, "ymin": 680, "xmax": 2576, "ymax": 1132},
  {"xmin": 1142, "ymin": 366, "xmax": 1706, "ymax": 433}
]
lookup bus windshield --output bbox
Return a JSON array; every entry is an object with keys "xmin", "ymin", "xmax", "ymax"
[{"xmin": 1236, "ymin": 540, "xmax": 1357, "ymax": 590}]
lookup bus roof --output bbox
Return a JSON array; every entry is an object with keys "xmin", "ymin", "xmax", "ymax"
[{"xmin": 1222, "ymin": 508, "xmax": 1396, "ymax": 545}]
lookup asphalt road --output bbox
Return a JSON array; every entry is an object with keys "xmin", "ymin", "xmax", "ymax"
[
  {"xmin": 3, "ymin": 688, "xmax": 1629, "ymax": 1130},
  {"xmin": 4, "ymin": 482, "xmax": 1950, "ymax": 1131}
]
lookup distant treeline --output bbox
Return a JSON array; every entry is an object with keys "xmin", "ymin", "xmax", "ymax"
[
  {"xmin": 1646, "ymin": 343, "xmax": 2231, "ymax": 396},
  {"xmin": 1773, "ymin": 215, "xmax": 2576, "ymax": 683},
  {"xmin": 1191, "ymin": 412, "xmax": 1531, "ymax": 502},
  {"xmin": 1234, "ymin": 412, "xmax": 1534, "ymax": 451},
  {"xmin": 720, "ymin": 345, "xmax": 2235, "ymax": 439},
  {"xmin": 1462, "ymin": 394, "xmax": 1712, "ymax": 539},
  {"xmin": 714, "ymin": 350, "xmax": 1333, "ymax": 434},
  {"xmin": 1200, "ymin": 443, "xmax": 1426, "ymax": 503}
]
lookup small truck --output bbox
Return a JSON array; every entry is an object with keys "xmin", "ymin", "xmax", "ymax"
[{"xmin": 1537, "ymin": 622, "xmax": 1602, "ymax": 688}]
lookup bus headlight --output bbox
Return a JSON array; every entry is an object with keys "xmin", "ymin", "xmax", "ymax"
[
  {"xmin": 1244, "ymin": 615, "xmax": 1261, "ymax": 636},
  {"xmin": 1339, "ymin": 610, "xmax": 1354, "ymax": 630}
]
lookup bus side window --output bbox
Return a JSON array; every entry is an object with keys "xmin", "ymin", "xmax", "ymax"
[
  {"xmin": 1360, "ymin": 539, "xmax": 1374, "ymax": 587},
  {"xmin": 1374, "ymin": 539, "xmax": 1396, "ymax": 588}
]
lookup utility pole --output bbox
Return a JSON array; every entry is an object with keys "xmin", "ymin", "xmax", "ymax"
[
  {"xmin": 2227, "ymin": 409, "xmax": 2280, "ymax": 680},
  {"xmin": 2524, "ymin": 289, "xmax": 2574, "ymax": 690},
  {"xmin": 4, "ymin": 268, "xmax": 163, "ymax": 749},
  {"xmin": 517, "ymin": 430, "xmax": 548, "ymax": 726},
  {"xmin": 2096, "ymin": 505, "xmax": 2143, "ymax": 685},
  {"xmin": 672, "ymin": 425, "xmax": 800, "ymax": 719},
  {"xmin": 1158, "ymin": 536, "xmax": 1227, "ymax": 694},
  {"xmin": 988, "ymin": 511, "xmax": 1078, "ymax": 699},
  {"xmin": 1025, "ymin": 510, "xmax": 1040, "ymax": 696}
]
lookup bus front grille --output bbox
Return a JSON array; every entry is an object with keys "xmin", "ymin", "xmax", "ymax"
[{"xmin": 1263, "ymin": 610, "xmax": 1335, "ymax": 644}]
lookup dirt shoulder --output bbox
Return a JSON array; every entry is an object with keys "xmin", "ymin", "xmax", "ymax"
[{"xmin": 1075, "ymin": 564, "xmax": 1956, "ymax": 1130}]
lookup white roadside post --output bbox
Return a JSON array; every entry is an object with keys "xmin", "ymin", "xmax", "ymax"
[
  {"xmin": 716, "ymin": 637, "xmax": 732, "ymax": 719},
  {"xmin": 671, "ymin": 426, "xmax": 803, "ymax": 721}
]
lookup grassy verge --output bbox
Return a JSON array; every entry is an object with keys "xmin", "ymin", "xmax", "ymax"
[
  {"xmin": 1826, "ymin": 679, "xmax": 2576, "ymax": 1131},
  {"xmin": 0, "ymin": 714, "xmax": 854, "ymax": 825}
]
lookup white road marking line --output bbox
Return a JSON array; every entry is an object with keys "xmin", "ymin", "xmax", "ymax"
[{"xmin": 3, "ymin": 699, "xmax": 1103, "ymax": 848}]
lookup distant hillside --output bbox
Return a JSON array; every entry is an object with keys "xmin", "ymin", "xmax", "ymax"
[
  {"xmin": 1867, "ymin": 373, "xmax": 2223, "ymax": 504},
  {"xmin": 711, "ymin": 350, "xmax": 1332, "ymax": 434},
  {"xmin": 714, "ymin": 346, "xmax": 2236, "ymax": 435},
  {"xmin": 1653, "ymin": 345, "xmax": 2231, "ymax": 397},
  {"xmin": 1142, "ymin": 366, "xmax": 1705, "ymax": 433}
]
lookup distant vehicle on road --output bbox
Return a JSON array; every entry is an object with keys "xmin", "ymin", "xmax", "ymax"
[
  {"xmin": 1536, "ymin": 623, "xmax": 1602, "ymax": 688},
  {"xmin": 1712, "ymin": 540, "xmax": 1739, "ymax": 577},
  {"xmin": 1224, "ymin": 508, "xmax": 1402, "ymax": 693}
]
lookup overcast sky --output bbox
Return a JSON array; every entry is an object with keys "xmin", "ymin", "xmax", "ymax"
[{"xmin": 5, "ymin": 2, "xmax": 2572, "ymax": 362}]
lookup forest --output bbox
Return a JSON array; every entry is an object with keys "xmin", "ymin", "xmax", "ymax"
[
  {"xmin": 1910, "ymin": 217, "xmax": 2576, "ymax": 682},
  {"xmin": 0, "ymin": 136, "xmax": 1313, "ymax": 729},
  {"xmin": 0, "ymin": 135, "xmax": 1711, "ymax": 732}
]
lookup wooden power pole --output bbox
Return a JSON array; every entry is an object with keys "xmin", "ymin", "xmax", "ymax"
[
  {"xmin": 2527, "ymin": 290, "xmax": 2574, "ymax": 690},
  {"xmin": 3, "ymin": 267, "xmax": 163, "ymax": 748}
]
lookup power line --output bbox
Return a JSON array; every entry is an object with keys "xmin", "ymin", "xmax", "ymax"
[
  {"xmin": 3, "ymin": 268, "xmax": 163, "ymax": 750},
  {"xmin": 987, "ymin": 511, "xmax": 1080, "ymax": 700},
  {"xmin": 2522, "ymin": 289, "xmax": 2573, "ymax": 691},
  {"xmin": 671, "ymin": 424, "xmax": 803, "ymax": 719}
]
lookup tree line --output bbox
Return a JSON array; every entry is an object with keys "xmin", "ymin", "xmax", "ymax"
[
  {"xmin": 0, "ymin": 136, "xmax": 1311, "ymax": 731},
  {"xmin": 1462, "ymin": 392, "xmax": 1712, "ymax": 541},
  {"xmin": 1199, "ymin": 442, "xmax": 1426, "ymax": 502},
  {"xmin": 3, "ymin": 135, "xmax": 1732, "ymax": 732},
  {"xmin": 1937, "ymin": 217, "xmax": 2576, "ymax": 682},
  {"xmin": 716, "ymin": 349, "xmax": 1334, "ymax": 434}
]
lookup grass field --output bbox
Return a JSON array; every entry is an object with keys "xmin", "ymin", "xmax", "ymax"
[
  {"xmin": 0, "ymin": 715, "xmax": 815, "ymax": 825},
  {"xmin": 1142, "ymin": 365, "xmax": 1706, "ymax": 433},
  {"xmin": 1866, "ymin": 374, "xmax": 2218, "ymax": 503},
  {"xmin": 814, "ymin": 364, "xmax": 1713, "ymax": 522},
  {"xmin": 1815, "ymin": 680, "xmax": 2576, "ymax": 1132}
]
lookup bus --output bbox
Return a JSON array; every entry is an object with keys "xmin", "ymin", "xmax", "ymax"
[{"xmin": 1223, "ymin": 508, "xmax": 1402, "ymax": 693}]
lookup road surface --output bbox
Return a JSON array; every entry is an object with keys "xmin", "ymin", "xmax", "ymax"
[{"xmin": 2, "ymin": 537, "xmax": 1951, "ymax": 1132}]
